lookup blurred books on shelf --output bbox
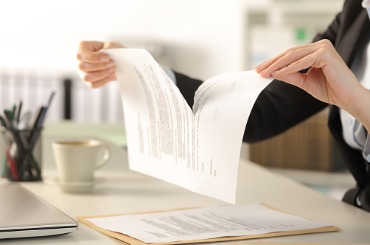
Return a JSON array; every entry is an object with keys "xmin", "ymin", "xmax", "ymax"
[{"xmin": 0, "ymin": 71, "xmax": 124, "ymax": 124}]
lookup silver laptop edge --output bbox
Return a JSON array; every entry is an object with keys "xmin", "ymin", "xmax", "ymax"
[{"xmin": 0, "ymin": 183, "xmax": 78, "ymax": 239}]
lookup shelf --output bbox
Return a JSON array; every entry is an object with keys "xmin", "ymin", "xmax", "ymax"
[{"xmin": 244, "ymin": 0, "xmax": 343, "ymax": 69}]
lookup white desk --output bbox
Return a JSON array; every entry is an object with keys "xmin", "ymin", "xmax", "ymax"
[{"xmin": 1, "ymin": 158, "xmax": 369, "ymax": 244}]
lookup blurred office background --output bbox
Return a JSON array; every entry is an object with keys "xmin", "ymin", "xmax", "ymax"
[
  {"xmin": 0, "ymin": 0, "xmax": 353, "ymax": 197},
  {"xmin": 0, "ymin": 0, "xmax": 343, "ymax": 122}
]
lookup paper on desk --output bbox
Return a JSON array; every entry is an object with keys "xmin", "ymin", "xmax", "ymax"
[
  {"xmin": 84, "ymin": 204, "xmax": 337, "ymax": 244},
  {"xmin": 105, "ymin": 49, "xmax": 271, "ymax": 203}
]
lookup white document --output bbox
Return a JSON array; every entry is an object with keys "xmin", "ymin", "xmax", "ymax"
[
  {"xmin": 105, "ymin": 49, "xmax": 271, "ymax": 203},
  {"xmin": 87, "ymin": 204, "xmax": 332, "ymax": 243}
]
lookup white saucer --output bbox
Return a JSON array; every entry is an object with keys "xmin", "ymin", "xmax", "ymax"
[
  {"xmin": 44, "ymin": 176, "xmax": 105, "ymax": 194},
  {"xmin": 59, "ymin": 181, "xmax": 95, "ymax": 193}
]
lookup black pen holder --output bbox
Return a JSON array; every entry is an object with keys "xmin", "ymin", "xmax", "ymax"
[{"xmin": 0, "ymin": 127, "xmax": 42, "ymax": 181}]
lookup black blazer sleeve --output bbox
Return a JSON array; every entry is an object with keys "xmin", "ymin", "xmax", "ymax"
[
  {"xmin": 174, "ymin": 72, "xmax": 203, "ymax": 108},
  {"xmin": 174, "ymin": 69, "xmax": 327, "ymax": 143}
]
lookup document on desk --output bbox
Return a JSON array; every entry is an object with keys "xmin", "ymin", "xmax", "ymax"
[
  {"xmin": 80, "ymin": 204, "xmax": 339, "ymax": 244},
  {"xmin": 105, "ymin": 48, "xmax": 271, "ymax": 203}
]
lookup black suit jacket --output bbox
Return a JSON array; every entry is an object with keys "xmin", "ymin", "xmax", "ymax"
[{"xmin": 174, "ymin": 0, "xmax": 370, "ymax": 210}]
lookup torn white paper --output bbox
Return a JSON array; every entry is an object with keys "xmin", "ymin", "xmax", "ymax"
[
  {"xmin": 87, "ymin": 204, "xmax": 332, "ymax": 243},
  {"xmin": 105, "ymin": 49, "xmax": 271, "ymax": 203}
]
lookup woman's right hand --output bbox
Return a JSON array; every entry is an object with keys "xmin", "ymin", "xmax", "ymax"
[{"xmin": 76, "ymin": 41, "xmax": 123, "ymax": 88}]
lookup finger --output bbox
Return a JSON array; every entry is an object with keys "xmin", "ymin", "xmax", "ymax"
[
  {"xmin": 84, "ymin": 73, "xmax": 116, "ymax": 89},
  {"xmin": 79, "ymin": 40, "xmax": 104, "ymax": 52},
  {"xmin": 256, "ymin": 41, "xmax": 324, "ymax": 76},
  {"xmin": 77, "ymin": 41, "xmax": 111, "ymax": 63},
  {"xmin": 258, "ymin": 46, "xmax": 318, "ymax": 78},
  {"xmin": 77, "ymin": 50, "xmax": 111, "ymax": 64},
  {"xmin": 255, "ymin": 52, "xmax": 288, "ymax": 72},
  {"xmin": 82, "ymin": 68, "xmax": 115, "ymax": 83},
  {"xmin": 79, "ymin": 60, "xmax": 115, "ymax": 72},
  {"xmin": 271, "ymin": 51, "xmax": 319, "ymax": 78},
  {"xmin": 269, "ymin": 52, "xmax": 326, "ymax": 93},
  {"xmin": 255, "ymin": 46, "xmax": 302, "ymax": 72},
  {"xmin": 103, "ymin": 42, "xmax": 124, "ymax": 49}
]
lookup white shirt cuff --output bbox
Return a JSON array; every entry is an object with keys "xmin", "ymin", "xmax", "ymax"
[{"xmin": 363, "ymin": 134, "xmax": 370, "ymax": 163}]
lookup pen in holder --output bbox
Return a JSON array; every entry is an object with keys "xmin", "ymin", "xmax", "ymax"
[
  {"xmin": 0, "ymin": 91, "xmax": 55, "ymax": 181},
  {"xmin": 0, "ymin": 127, "xmax": 42, "ymax": 181}
]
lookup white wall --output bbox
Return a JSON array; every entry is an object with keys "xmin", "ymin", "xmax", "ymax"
[
  {"xmin": 0, "ymin": 0, "xmax": 255, "ymax": 80},
  {"xmin": 0, "ymin": 0, "xmax": 343, "ymax": 123}
]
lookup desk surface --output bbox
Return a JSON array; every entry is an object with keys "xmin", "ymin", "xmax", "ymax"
[{"xmin": 3, "ymin": 159, "xmax": 370, "ymax": 245}]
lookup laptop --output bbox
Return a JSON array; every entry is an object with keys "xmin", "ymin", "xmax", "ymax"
[{"xmin": 0, "ymin": 183, "xmax": 78, "ymax": 239}]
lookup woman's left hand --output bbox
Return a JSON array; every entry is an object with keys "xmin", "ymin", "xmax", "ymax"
[
  {"xmin": 255, "ymin": 39, "xmax": 360, "ymax": 110},
  {"xmin": 255, "ymin": 39, "xmax": 370, "ymax": 132}
]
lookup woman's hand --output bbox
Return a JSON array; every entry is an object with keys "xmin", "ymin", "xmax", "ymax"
[
  {"xmin": 76, "ymin": 41, "xmax": 123, "ymax": 88},
  {"xmin": 255, "ymin": 39, "xmax": 370, "ymax": 131}
]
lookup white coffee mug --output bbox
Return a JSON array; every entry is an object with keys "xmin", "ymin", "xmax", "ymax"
[{"xmin": 52, "ymin": 139, "xmax": 110, "ymax": 193}]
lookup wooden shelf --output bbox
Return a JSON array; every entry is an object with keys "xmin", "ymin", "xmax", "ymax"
[{"xmin": 249, "ymin": 110, "xmax": 346, "ymax": 171}]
